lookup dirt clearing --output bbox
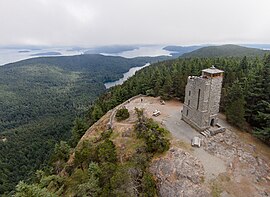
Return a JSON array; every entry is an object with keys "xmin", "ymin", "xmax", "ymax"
[{"xmin": 120, "ymin": 96, "xmax": 270, "ymax": 196}]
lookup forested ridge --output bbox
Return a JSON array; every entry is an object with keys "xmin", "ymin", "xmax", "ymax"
[
  {"xmin": 13, "ymin": 108, "xmax": 170, "ymax": 196},
  {"xmin": 0, "ymin": 54, "xmax": 168, "ymax": 194},
  {"xmin": 1, "ymin": 48, "xmax": 270, "ymax": 195},
  {"xmin": 181, "ymin": 44, "xmax": 269, "ymax": 58},
  {"xmin": 11, "ymin": 53, "xmax": 270, "ymax": 196},
  {"xmin": 89, "ymin": 55, "xmax": 270, "ymax": 143}
]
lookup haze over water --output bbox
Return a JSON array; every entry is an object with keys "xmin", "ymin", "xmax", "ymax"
[
  {"xmin": 0, "ymin": 48, "xmax": 83, "ymax": 66},
  {"xmin": 0, "ymin": 45, "xmax": 172, "ymax": 66}
]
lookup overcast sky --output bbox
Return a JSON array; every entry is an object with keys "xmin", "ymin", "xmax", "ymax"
[{"xmin": 0, "ymin": 0, "xmax": 269, "ymax": 47}]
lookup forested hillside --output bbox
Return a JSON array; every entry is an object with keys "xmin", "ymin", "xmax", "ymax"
[
  {"xmin": 89, "ymin": 55, "xmax": 270, "ymax": 143},
  {"xmin": 0, "ymin": 54, "xmax": 168, "ymax": 194},
  {"xmin": 163, "ymin": 45, "xmax": 203, "ymax": 56},
  {"xmin": 182, "ymin": 44, "xmax": 269, "ymax": 58},
  {"xmin": 1, "ymin": 49, "xmax": 270, "ymax": 195},
  {"xmin": 12, "ymin": 53, "xmax": 270, "ymax": 196},
  {"xmin": 13, "ymin": 107, "xmax": 170, "ymax": 196}
]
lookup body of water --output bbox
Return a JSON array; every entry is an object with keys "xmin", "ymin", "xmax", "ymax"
[
  {"xmin": 104, "ymin": 63, "xmax": 150, "ymax": 89},
  {"xmin": 101, "ymin": 45, "xmax": 171, "ymax": 58},
  {"xmin": 0, "ymin": 45, "xmax": 171, "ymax": 66},
  {"xmin": 0, "ymin": 48, "xmax": 83, "ymax": 66}
]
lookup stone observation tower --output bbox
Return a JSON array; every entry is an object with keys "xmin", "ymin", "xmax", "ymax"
[{"xmin": 182, "ymin": 65, "xmax": 224, "ymax": 131}]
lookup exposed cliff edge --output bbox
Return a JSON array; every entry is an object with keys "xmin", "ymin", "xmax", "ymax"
[
  {"xmin": 150, "ymin": 147, "xmax": 211, "ymax": 196},
  {"xmin": 22, "ymin": 96, "xmax": 268, "ymax": 197},
  {"xmin": 66, "ymin": 96, "xmax": 270, "ymax": 197},
  {"xmin": 59, "ymin": 96, "xmax": 214, "ymax": 196}
]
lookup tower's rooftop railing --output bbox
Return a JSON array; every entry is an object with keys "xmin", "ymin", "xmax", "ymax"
[{"xmin": 202, "ymin": 65, "xmax": 224, "ymax": 74}]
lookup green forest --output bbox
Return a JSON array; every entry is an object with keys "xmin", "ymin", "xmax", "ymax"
[
  {"xmin": 0, "ymin": 54, "xmax": 167, "ymax": 195},
  {"xmin": 0, "ymin": 47, "xmax": 270, "ymax": 195},
  {"xmin": 89, "ymin": 55, "xmax": 270, "ymax": 143},
  {"xmin": 10, "ymin": 53, "xmax": 270, "ymax": 196},
  {"xmin": 181, "ymin": 44, "xmax": 269, "ymax": 58},
  {"xmin": 13, "ymin": 108, "xmax": 170, "ymax": 196}
]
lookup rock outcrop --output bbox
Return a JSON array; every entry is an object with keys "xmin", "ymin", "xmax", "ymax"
[{"xmin": 150, "ymin": 147, "xmax": 210, "ymax": 197}]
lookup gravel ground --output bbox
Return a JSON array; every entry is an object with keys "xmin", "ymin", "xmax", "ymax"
[{"xmin": 126, "ymin": 96, "xmax": 226, "ymax": 181}]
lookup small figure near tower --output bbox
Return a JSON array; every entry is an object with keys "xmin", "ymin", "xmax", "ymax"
[{"xmin": 182, "ymin": 65, "xmax": 224, "ymax": 131}]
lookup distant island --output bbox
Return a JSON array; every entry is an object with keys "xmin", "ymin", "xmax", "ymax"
[
  {"xmin": 241, "ymin": 44, "xmax": 270, "ymax": 50},
  {"xmin": 30, "ymin": 51, "xmax": 62, "ymax": 56},
  {"xmin": 18, "ymin": 50, "xmax": 30, "ymax": 53},
  {"xmin": 84, "ymin": 45, "xmax": 139, "ymax": 54},
  {"xmin": 66, "ymin": 46, "xmax": 85, "ymax": 52}
]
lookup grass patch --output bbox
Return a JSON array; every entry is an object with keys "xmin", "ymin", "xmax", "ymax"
[
  {"xmin": 173, "ymin": 140, "xmax": 193, "ymax": 152},
  {"xmin": 125, "ymin": 137, "xmax": 145, "ymax": 154},
  {"xmin": 110, "ymin": 130, "xmax": 120, "ymax": 141},
  {"xmin": 219, "ymin": 173, "xmax": 231, "ymax": 182},
  {"xmin": 110, "ymin": 128, "xmax": 145, "ymax": 161},
  {"xmin": 211, "ymin": 181, "xmax": 223, "ymax": 197}
]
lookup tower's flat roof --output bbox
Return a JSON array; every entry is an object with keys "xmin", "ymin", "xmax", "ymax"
[{"xmin": 202, "ymin": 65, "xmax": 224, "ymax": 74}]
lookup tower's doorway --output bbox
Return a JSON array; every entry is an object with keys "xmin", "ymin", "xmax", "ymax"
[{"xmin": 210, "ymin": 118, "xmax": 215, "ymax": 126}]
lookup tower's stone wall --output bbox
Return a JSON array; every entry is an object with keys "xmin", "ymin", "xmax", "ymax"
[
  {"xmin": 209, "ymin": 77, "xmax": 223, "ymax": 115},
  {"xmin": 182, "ymin": 66, "xmax": 223, "ymax": 131}
]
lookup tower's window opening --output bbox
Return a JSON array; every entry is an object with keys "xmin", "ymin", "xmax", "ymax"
[
  {"xmin": 197, "ymin": 89, "xmax": 200, "ymax": 110},
  {"xmin": 186, "ymin": 109, "xmax": 188, "ymax": 116},
  {"xmin": 213, "ymin": 73, "xmax": 220, "ymax": 77},
  {"xmin": 189, "ymin": 91, "xmax": 191, "ymax": 96},
  {"xmin": 210, "ymin": 118, "xmax": 215, "ymax": 126},
  {"xmin": 188, "ymin": 100, "xmax": 190, "ymax": 106}
]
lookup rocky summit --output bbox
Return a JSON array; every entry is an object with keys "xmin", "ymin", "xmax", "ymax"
[{"xmin": 150, "ymin": 147, "xmax": 211, "ymax": 197}]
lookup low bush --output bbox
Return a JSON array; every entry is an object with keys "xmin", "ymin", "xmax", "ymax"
[{"xmin": 115, "ymin": 107, "xmax": 130, "ymax": 121}]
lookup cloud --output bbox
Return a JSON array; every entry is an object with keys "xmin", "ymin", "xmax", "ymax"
[{"xmin": 0, "ymin": 0, "xmax": 269, "ymax": 46}]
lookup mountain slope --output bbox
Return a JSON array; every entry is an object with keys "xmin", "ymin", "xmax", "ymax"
[
  {"xmin": 88, "ymin": 54, "xmax": 270, "ymax": 145},
  {"xmin": 181, "ymin": 44, "xmax": 269, "ymax": 58},
  {"xmin": 14, "ymin": 96, "xmax": 171, "ymax": 196},
  {"xmin": 0, "ymin": 54, "xmax": 169, "ymax": 194}
]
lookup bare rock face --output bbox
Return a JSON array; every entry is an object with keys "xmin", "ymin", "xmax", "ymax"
[{"xmin": 150, "ymin": 147, "xmax": 210, "ymax": 197}]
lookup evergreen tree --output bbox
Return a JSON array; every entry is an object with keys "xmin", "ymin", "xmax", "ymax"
[
  {"xmin": 225, "ymin": 81, "xmax": 246, "ymax": 128},
  {"xmin": 70, "ymin": 118, "xmax": 88, "ymax": 147},
  {"xmin": 244, "ymin": 70, "xmax": 263, "ymax": 124},
  {"xmin": 97, "ymin": 139, "xmax": 117, "ymax": 163},
  {"xmin": 74, "ymin": 141, "xmax": 97, "ymax": 169},
  {"xmin": 91, "ymin": 104, "xmax": 104, "ymax": 122},
  {"xmin": 52, "ymin": 141, "xmax": 71, "ymax": 162},
  {"xmin": 240, "ymin": 56, "xmax": 248, "ymax": 71},
  {"xmin": 50, "ymin": 141, "xmax": 71, "ymax": 173},
  {"xmin": 15, "ymin": 181, "xmax": 56, "ymax": 197},
  {"xmin": 252, "ymin": 55, "xmax": 270, "ymax": 143},
  {"xmin": 76, "ymin": 162, "xmax": 101, "ymax": 197},
  {"xmin": 161, "ymin": 74, "xmax": 173, "ymax": 100}
]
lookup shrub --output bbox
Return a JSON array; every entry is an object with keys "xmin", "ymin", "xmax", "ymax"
[
  {"xmin": 115, "ymin": 107, "xmax": 130, "ymax": 121},
  {"xmin": 100, "ymin": 129, "xmax": 113, "ymax": 140},
  {"xmin": 97, "ymin": 139, "xmax": 117, "ymax": 163},
  {"xmin": 146, "ymin": 89, "xmax": 155, "ymax": 96},
  {"xmin": 141, "ymin": 172, "xmax": 157, "ymax": 197},
  {"xmin": 135, "ymin": 111, "xmax": 170, "ymax": 154},
  {"xmin": 74, "ymin": 141, "xmax": 98, "ymax": 169},
  {"xmin": 51, "ymin": 141, "xmax": 71, "ymax": 162}
]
